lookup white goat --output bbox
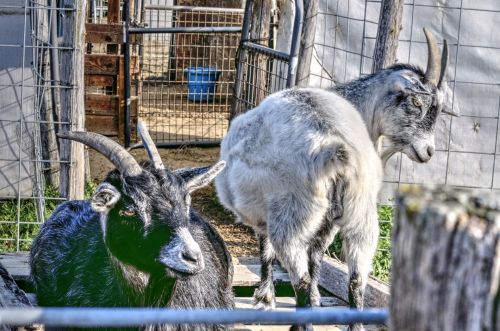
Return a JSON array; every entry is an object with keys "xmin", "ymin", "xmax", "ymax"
[{"xmin": 215, "ymin": 29, "xmax": 454, "ymax": 331}]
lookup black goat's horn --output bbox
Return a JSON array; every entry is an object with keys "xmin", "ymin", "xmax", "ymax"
[
  {"xmin": 137, "ymin": 120, "xmax": 164, "ymax": 170},
  {"xmin": 423, "ymin": 28, "xmax": 441, "ymax": 85},
  {"xmin": 57, "ymin": 131, "xmax": 142, "ymax": 177},
  {"xmin": 438, "ymin": 39, "xmax": 448, "ymax": 88}
]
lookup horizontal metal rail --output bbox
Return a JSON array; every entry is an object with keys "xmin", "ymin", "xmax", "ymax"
[
  {"xmin": 0, "ymin": 307, "xmax": 388, "ymax": 327},
  {"xmin": 129, "ymin": 27, "xmax": 242, "ymax": 34},
  {"xmin": 144, "ymin": 5, "xmax": 244, "ymax": 13},
  {"xmin": 128, "ymin": 140, "xmax": 221, "ymax": 150},
  {"xmin": 242, "ymin": 41, "xmax": 290, "ymax": 61}
]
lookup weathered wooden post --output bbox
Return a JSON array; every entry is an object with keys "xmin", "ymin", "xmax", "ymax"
[
  {"xmin": 295, "ymin": 0, "xmax": 318, "ymax": 87},
  {"xmin": 372, "ymin": 0, "xmax": 404, "ymax": 72},
  {"xmin": 391, "ymin": 186, "xmax": 500, "ymax": 331},
  {"xmin": 59, "ymin": 0, "xmax": 86, "ymax": 199}
]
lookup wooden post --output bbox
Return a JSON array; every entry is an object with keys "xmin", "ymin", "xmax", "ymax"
[
  {"xmin": 296, "ymin": 0, "xmax": 318, "ymax": 87},
  {"xmin": 248, "ymin": 0, "xmax": 272, "ymax": 103},
  {"xmin": 372, "ymin": 0, "xmax": 404, "ymax": 73},
  {"xmin": 59, "ymin": 0, "xmax": 86, "ymax": 200},
  {"xmin": 391, "ymin": 186, "xmax": 500, "ymax": 331}
]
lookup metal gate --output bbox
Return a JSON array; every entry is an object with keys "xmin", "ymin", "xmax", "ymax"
[{"xmin": 124, "ymin": 0, "xmax": 303, "ymax": 146}]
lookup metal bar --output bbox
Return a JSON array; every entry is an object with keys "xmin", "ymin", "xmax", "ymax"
[
  {"xmin": 129, "ymin": 27, "xmax": 242, "ymax": 34},
  {"xmin": 128, "ymin": 140, "xmax": 221, "ymax": 150},
  {"xmin": 0, "ymin": 307, "xmax": 389, "ymax": 327},
  {"xmin": 49, "ymin": 0, "xmax": 61, "ymax": 132},
  {"xmin": 123, "ymin": 0, "xmax": 131, "ymax": 147},
  {"xmin": 286, "ymin": 0, "xmax": 304, "ymax": 87},
  {"xmin": 144, "ymin": 5, "xmax": 244, "ymax": 13},
  {"xmin": 230, "ymin": 0, "xmax": 253, "ymax": 121},
  {"xmin": 242, "ymin": 41, "xmax": 290, "ymax": 61}
]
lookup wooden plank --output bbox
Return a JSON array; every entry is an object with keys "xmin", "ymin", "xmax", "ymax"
[
  {"xmin": 107, "ymin": 0, "xmax": 120, "ymax": 23},
  {"xmin": 84, "ymin": 74, "xmax": 116, "ymax": 87},
  {"xmin": 85, "ymin": 54, "xmax": 120, "ymax": 75},
  {"xmin": 85, "ymin": 94, "xmax": 119, "ymax": 114},
  {"xmin": 0, "ymin": 253, "xmax": 389, "ymax": 309},
  {"xmin": 235, "ymin": 296, "xmax": 345, "ymax": 309},
  {"xmin": 86, "ymin": 115, "xmax": 119, "ymax": 136},
  {"xmin": 85, "ymin": 23, "xmax": 122, "ymax": 44},
  {"xmin": 319, "ymin": 256, "xmax": 389, "ymax": 308}
]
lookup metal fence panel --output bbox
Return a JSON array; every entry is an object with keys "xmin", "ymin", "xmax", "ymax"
[
  {"xmin": 0, "ymin": 0, "xmax": 81, "ymax": 251},
  {"xmin": 132, "ymin": 3, "xmax": 243, "ymax": 145}
]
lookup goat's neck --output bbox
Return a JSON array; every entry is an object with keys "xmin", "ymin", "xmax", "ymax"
[{"xmin": 333, "ymin": 78, "xmax": 385, "ymax": 145}]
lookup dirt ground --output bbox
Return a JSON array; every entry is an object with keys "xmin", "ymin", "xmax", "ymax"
[{"xmin": 88, "ymin": 146, "xmax": 258, "ymax": 257}]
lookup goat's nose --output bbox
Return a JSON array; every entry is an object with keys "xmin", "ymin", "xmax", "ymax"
[
  {"xmin": 181, "ymin": 248, "xmax": 201, "ymax": 264},
  {"xmin": 427, "ymin": 145, "xmax": 435, "ymax": 158}
]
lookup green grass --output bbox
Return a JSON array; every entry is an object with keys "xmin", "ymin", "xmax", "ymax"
[
  {"xmin": 0, "ymin": 182, "xmax": 97, "ymax": 252},
  {"xmin": 328, "ymin": 205, "xmax": 394, "ymax": 283}
]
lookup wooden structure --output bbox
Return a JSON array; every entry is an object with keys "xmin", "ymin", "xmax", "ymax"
[
  {"xmin": 391, "ymin": 186, "xmax": 500, "ymax": 331},
  {"xmin": 0, "ymin": 252, "xmax": 388, "ymax": 330},
  {"xmin": 84, "ymin": 0, "xmax": 139, "ymax": 142}
]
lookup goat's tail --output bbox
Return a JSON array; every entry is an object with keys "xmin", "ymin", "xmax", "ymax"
[{"xmin": 310, "ymin": 142, "xmax": 350, "ymax": 181}]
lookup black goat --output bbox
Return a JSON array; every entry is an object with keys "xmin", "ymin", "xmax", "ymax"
[{"xmin": 30, "ymin": 122, "xmax": 234, "ymax": 331}]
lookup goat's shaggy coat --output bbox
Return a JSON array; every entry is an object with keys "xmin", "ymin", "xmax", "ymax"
[
  {"xmin": 30, "ymin": 125, "xmax": 234, "ymax": 331},
  {"xmin": 216, "ymin": 29, "xmax": 454, "ymax": 331}
]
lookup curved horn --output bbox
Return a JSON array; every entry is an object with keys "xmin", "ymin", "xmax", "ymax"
[
  {"xmin": 57, "ymin": 131, "xmax": 142, "ymax": 177},
  {"xmin": 437, "ymin": 39, "xmax": 448, "ymax": 88},
  {"xmin": 423, "ymin": 27, "xmax": 441, "ymax": 85},
  {"xmin": 137, "ymin": 120, "xmax": 164, "ymax": 170}
]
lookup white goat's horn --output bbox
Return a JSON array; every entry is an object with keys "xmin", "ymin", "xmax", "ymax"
[
  {"xmin": 438, "ymin": 39, "xmax": 448, "ymax": 88},
  {"xmin": 57, "ymin": 131, "xmax": 142, "ymax": 177},
  {"xmin": 137, "ymin": 120, "xmax": 164, "ymax": 170},
  {"xmin": 423, "ymin": 28, "xmax": 441, "ymax": 85}
]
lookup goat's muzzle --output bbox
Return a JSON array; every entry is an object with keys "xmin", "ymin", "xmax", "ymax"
[{"xmin": 158, "ymin": 227, "xmax": 205, "ymax": 276}]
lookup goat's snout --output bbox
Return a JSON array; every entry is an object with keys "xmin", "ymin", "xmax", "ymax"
[{"xmin": 159, "ymin": 227, "xmax": 205, "ymax": 275}]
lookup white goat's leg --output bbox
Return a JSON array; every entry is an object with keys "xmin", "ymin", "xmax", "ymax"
[
  {"xmin": 253, "ymin": 233, "xmax": 276, "ymax": 309},
  {"xmin": 343, "ymin": 224, "xmax": 378, "ymax": 331},
  {"xmin": 308, "ymin": 224, "xmax": 340, "ymax": 307}
]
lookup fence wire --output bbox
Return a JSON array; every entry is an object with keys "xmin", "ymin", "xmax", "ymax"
[
  {"xmin": 134, "ymin": 2, "xmax": 243, "ymax": 144},
  {"xmin": 311, "ymin": 0, "xmax": 500, "ymax": 202},
  {"xmin": 0, "ymin": 0, "xmax": 81, "ymax": 252},
  {"xmin": 309, "ymin": 0, "xmax": 500, "ymax": 279}
]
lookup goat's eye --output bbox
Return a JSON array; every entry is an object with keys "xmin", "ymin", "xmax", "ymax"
[
  {"xmin": 119, "ymin": 208, "xmax": 136, "ymax": 217},
  {"xmin": 412, "ymin": 97, "xmax": 422, "ymax": 108}
]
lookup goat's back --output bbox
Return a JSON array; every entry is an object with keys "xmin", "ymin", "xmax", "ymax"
[{"xmin": 216, "ymin": 87, "xmax": 382, "ymax": 228}]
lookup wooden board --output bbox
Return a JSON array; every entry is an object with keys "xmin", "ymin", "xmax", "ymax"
[
  {"xmin": 84, "ymin": 75, "xmax": 116, "ymax": 88},
  {"xmin": 85, "ymin": 94, "xmax": 119, "ymax": 114},
  {"xmin": 85, "ymin": 54, "xmax": 120, "ymax": 76},
  {"xmin": 85, "ymin": 23, "xmax": 122, "ymax": 44},
  {"xmin": 1, "ymin": 253, "xmax": 389, "ymax": 309}
]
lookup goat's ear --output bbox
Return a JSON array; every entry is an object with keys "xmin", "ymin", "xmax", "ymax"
[
  {"xmin": 393, "ymin": 71, "xmax": 430, "ymax": 95},
  {"xmin": 439, "ymin": 80, "xmax": 460, "ymax": 117},
  {"xmin": 90, "ymin": 183, "xmax": 121, "ymax": 213},
  {"xmin": 174, "ymin": 165, "xmax": 212, "ymax": 182},
  {"xmin": 185, "ymin": 161, "xmax": 226, "ymax": 193}
]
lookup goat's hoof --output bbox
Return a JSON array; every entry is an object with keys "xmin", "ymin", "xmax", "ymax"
[
  {"xmin": 347, "ymin": 324, "xmax": 365, "ymax": 331},
  {"xmin": 253, "ymin": 295, "xmax": 276, "ymax": 310},
  {"xmin": 290, "ymin": 324, "xmax": 313, "ymax": 331}
]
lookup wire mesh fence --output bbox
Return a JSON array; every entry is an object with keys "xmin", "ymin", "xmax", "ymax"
[
  {"xmin": 308, "ymin": 0, "xmax": 500, "ymax": 281},
  {"xmin": 133, "ymin": 2, "xmax": 243, "ymax": 144},
  {"xmin": 0, "ymin": 0, "xmax": 83, "ymax": 252},
  {"xmin": 310, "ymin": 0, "xmax": 500, "ymax": 201}
]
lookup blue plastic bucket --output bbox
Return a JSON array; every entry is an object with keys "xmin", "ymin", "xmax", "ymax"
[{"xmin": 184, "ymin": 67, "xmax": 221, "ymax": 102}]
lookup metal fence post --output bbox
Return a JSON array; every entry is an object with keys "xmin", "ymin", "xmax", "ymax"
[
  {"xmin": 286, "ymin": 0, "xmax": 304, "ymax": 88},
  {"xmin": 230, "ymin": 0, "xmax": 253, "ymax": 122},
  {"xmin": 123, "ymin": 0, "xmax": 131, "ymax": 148}
]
